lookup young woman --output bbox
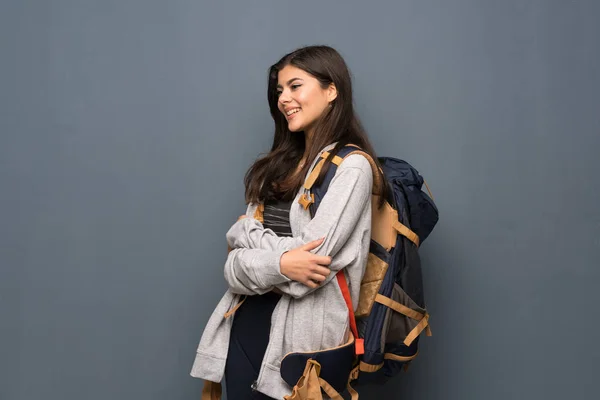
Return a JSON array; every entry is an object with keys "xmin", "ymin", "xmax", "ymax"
[{"xmin": 191, "ymin": 45, "xmax": 387, "ymax": 399}]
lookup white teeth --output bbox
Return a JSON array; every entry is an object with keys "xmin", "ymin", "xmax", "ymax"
[{"xmin": 286, "ymin": 108, "xmax": 300, "ymax": 116}]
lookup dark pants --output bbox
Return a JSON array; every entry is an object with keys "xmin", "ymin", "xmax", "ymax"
[{"xmin": 225, "ymin": 292, "xmax": 281, "ymax": 400}]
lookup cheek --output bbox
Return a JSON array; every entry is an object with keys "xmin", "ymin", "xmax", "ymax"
[
  {"xmin": 300, "ymin": 85, "xmax": 319, "ymax": 102},
  {"xmin": 296, "ymin": 91, "xmax": 316, "ymax": 113},
  {"xmin": 301, "ymin": 88, "xmax": 328, "ymax": 112}
]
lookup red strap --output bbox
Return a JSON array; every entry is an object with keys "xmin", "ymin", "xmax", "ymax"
[{"xmin": 336, "ymin": 271, "xmax": 364, "ymax": 355}]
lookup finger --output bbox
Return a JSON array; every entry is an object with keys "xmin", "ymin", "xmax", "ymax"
[
  {"xmin": 310, "ymin": 273, "xmax": 326, "ymax": 283},
  {"xmin": 313, "ymin": 255, "xmax": 332, "ymax": 266},
  {"xmin": 299, "ymin": 237, "xmax": 325, "ymax": 251},
  {"xmin": 312, "ymin": 266, "xmax": 331, "ymax": 277},
  {"xmin": 303, "ymin": 279, "xmax": 318, "ymax": 288}
]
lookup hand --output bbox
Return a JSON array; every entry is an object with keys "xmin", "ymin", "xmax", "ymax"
[{"xmin": 280, "ymin": 238, "xmax": 332, "ymax": 288}]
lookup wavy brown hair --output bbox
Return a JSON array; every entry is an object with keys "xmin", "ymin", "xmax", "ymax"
[{"xmin": 245, "ymin": 45, "xmax": 388, "ymax": 205}]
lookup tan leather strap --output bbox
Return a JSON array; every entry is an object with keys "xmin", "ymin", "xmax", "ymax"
[
  {"xmin": 347, "ymin": 366, "xmax": 360, "ymax": 400},
  {"xmin": 404, "ymin": 313, "xmax": 432, "ymax": 347},
  {"xmin": 349, "ymin": 365, "xmax": 360, "ymax": 381},
  {"xmin": 384, "ymin": 351, "xmax": 418, "ymax": 362},
  {"xmin": 283, "ymin": 359, "xmax": 323, "ymax": 400},
  {"xmin": 303, "ymin": 158, "xmax": 326, "ymax": 190},
  {"xmin": 201, "ymin": 380, "xmax": 221, "ymax": 400},
  {"xmin": 423, "ymin": 179, "xmax": 434, "ymax": 201},
  {"xmin": 300, "ymin": 147, "xmax": 352, "ymax": 203},
  {"xmin": 347, "ymin": 383, "xmax": 359, "ymax": 400},
  {"xmin": 375, "ymin": 294, "xmax": 423, "ymax": 320},
  {"xmin": 303, "ymin": 145, "xmax": 383, "ymax": 194},
  {"xmin": 298, "ymin": 193, "xmax": 315, "ymax": 210},
  {"xmin": 284, "ymin": 359, "xmax": 359, "ymax": 400},
  {"xmin": 318, "ymin": 378, "xmax": 344, "ymax": 400},
  {"xmin": 320, "ymin": 151, "xmax": 344, "ymax": 166},
  {"xmin": 359, "ymin": 361, "xmax": 384, "ymax": 372},
  {"xmin": 375, "ymin": 294, "xmax": 432, "ymax": 346},
  {"xmin": 253, "ymin": 203, "xmax": 265, "ymax": 223},
  {"xmin": 223, "ymin": 296, "xmax": 246, "ymax": 318},
  {"xmin": 392, "ymin": 220, "xmax": 420, "ymax": 247}
]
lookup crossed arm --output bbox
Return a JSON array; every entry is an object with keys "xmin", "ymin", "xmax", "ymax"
[{"xmin": 223, "ymin": 156, "xmax": 373, "ymax": 298}]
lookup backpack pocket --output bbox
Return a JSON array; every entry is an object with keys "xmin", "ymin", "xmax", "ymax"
[
  {"xmin": 355, "ymin": 248, "xmax": 390, "ymax": 318},
  {"xmin": 375, "ymin": 283, "xmax": 431, "ymax": 376},
  {"xmin": 385, "ymin": 283, "xmax": 428, "ymax": 345}
]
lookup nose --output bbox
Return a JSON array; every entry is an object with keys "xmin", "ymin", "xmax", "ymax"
[{"xmin": 278, "ymin": 89, "xmax": 291, "ymax": 105}]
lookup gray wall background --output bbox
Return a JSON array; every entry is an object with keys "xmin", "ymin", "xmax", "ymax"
[{"xmin": 1, "ymin": 1, "xmax": 599, "ymax": 399}]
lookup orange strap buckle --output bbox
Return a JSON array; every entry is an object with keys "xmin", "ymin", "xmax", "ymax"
[{"xmin": 298, "ymin": 193, "xmax": 315, "ymax": 210}]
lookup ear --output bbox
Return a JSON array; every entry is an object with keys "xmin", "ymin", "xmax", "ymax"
[{"xmin": 327, "ymin": 83, "xmax": 338, "ymax": 103}]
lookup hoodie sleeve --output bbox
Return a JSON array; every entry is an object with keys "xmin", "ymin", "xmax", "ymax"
[{"xmin": 223, "ymin": 247, "xmax": 291, "ymax": 295}]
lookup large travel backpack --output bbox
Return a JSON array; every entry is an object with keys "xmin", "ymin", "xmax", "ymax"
[{"xmin": 281, "ymin": 144, "xmax": 438, "ymax": 398}]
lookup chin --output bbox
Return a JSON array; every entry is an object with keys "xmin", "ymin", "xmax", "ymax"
[{"xmin": 287, "ymin": 122, "xmax": 304, "ymax": 132}]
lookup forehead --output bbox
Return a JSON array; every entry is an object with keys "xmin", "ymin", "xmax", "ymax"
[{"xmin": 277, "ymin": 65, "xmax": 313, "ymax": 86}]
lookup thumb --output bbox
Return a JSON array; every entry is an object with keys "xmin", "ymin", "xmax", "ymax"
[{"xmin": 299, "ymin": 237, "xmax": 325, "ymax": 251}]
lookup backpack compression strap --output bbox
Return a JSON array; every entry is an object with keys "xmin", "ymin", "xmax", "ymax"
[{"xmin": 336, "ymin": 271, "xmax": 364, "ymax": 356}]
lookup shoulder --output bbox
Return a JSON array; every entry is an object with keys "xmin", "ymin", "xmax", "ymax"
[
  {"xmin": 339, "ymin": 152, "xmax": 372, "ymax": 173},
  {"xmin": 315, "ymin": 143, "xmax": 373, "ymax": 183},
  {"xmin": 334, "ymin": 153, "xmax": 374, "ymax": 191},
  {"xmin": 316, "ymin": 143, "xmax": 373, "ymax": 173}
]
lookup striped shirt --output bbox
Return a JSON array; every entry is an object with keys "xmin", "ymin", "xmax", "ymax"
[{"xmin": 262, "ymin": 199, "xmax": 293, "ymax": 237}]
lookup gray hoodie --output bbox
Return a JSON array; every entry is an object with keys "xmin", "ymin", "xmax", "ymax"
[{"xmin": 190, "ymin": 143, "xmax": 373, "ymax": 399}]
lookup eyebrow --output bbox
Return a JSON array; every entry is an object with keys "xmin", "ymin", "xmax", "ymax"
[{"xmin": 276, "ymin": 78, "xmax": 303, "ymax": 89}]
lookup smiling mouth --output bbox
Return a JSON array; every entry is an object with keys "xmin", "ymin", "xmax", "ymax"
[{"xmin": 286, "ymin": 108, "xmax": 301, "ymax": 117}]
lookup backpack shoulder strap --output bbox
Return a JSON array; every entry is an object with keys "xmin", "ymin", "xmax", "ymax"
[
  {"xmin": 299, "ymin": 144, "xmax": 383, "ymax": 215},
  {"xmin": 303, "ymin": 144, "xmax": 382, "ymax": 194}
]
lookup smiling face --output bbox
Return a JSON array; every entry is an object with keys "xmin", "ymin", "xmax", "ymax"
[{"xmin": 276, "ymin": 65, "xmax": 337, "ymax": 135}]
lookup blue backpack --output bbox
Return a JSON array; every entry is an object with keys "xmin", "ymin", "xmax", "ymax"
[{"xmin": 280, "ymin": 144, "xmax": 438, "ymax": 399}]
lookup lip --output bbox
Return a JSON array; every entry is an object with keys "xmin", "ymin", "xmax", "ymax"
[{"xmin": 284, "ymin": 108, "xmax": 301, "ymax": 120}]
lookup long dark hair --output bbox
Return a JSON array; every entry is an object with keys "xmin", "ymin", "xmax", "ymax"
[{"xmin": 245, "ymin": 45, "xmax": 388, "ymax": 204}]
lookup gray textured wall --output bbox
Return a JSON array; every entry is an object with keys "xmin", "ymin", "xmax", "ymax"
[{"xmin": 1, "ymin": 1, "xmax": 599, "ymax": 399}]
